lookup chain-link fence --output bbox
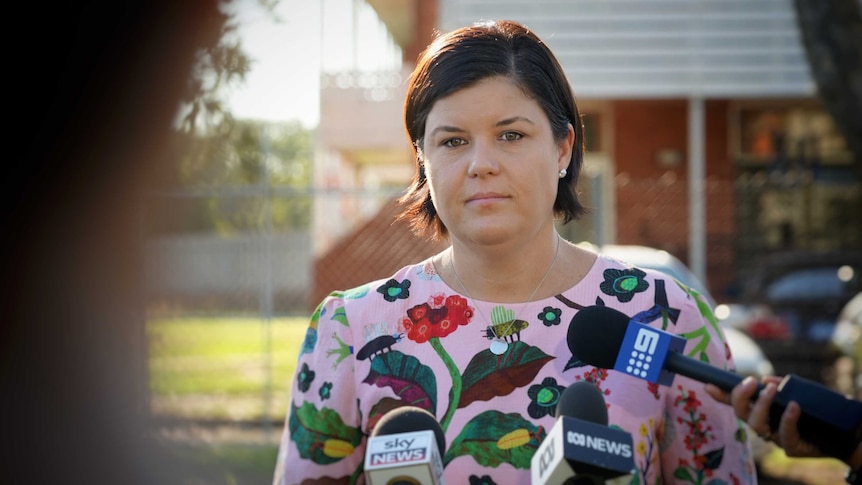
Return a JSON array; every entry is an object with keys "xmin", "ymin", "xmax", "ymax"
[
  {"xmin": 144, "ymin": 188, "xmax": 347, "ymax": 433},
  {"xmin": 142, "ymin": 164, "xmax": 860, "ymax": 432}
]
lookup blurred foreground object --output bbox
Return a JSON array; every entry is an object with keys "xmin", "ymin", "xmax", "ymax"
[
  {"xmin": 831, "ymin": 292, "xmax": 862, "ymax": 398},
  {"xmin": 2, "ymin": 1, "xmax": 229, "ymax": 483}
]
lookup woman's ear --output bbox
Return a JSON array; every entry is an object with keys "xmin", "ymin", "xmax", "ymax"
[{"xmin": 557, "ymin": 123, "xmax": 575, "ymax": 172}]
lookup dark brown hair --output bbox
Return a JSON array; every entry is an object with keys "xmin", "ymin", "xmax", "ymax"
[{"xmin": 397, "ymin": 19, "xmax": 587, "ymax": 240}]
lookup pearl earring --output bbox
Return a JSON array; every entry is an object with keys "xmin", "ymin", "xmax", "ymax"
[{"xmin": 558, "ymin": 168, "xmax": 567, "ymax": 178}]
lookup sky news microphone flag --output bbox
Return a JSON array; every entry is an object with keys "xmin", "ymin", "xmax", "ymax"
[{"xmin": 365, "ymin": 406, "xmax": 446, "ymax": 485}]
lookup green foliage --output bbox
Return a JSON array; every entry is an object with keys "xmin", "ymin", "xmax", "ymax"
[
  {"xmin": 179, "ymin": 120, "xmax": 313, "ymax": 186},
  {"xmin": 156, "ymin": 0, "xmax": 314, "ymax": 235},
  {"xmin": 177, "ymin": 0, "xmax": 280, "ymax": 136}
]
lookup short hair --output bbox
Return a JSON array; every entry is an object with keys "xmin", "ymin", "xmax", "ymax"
[{"xmin": 397, "ymin": 19, "xmax": 587, "ymax": 240}]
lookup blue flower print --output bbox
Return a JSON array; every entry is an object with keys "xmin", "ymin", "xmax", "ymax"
[
  {"xmin": 319, "ymin": 381, "xmax": 333, "ymax": 401},
  {"xmin": 527, "ymin": 377, "xmax": 566, "ymax": 419},
  {"xmin": 377, "ymin": 278, "xmax": 411, "ymax": 302},
  {"xmin": 538, "ymin": 306, "xmax": 562, "ymax": 327},
  {"xmin": 600, "ymin": 268, "xmax": 649, "ymax": 303},
  {"xmin": 297, "ymin": 363, "xmax": 315, "ymax": 393}
]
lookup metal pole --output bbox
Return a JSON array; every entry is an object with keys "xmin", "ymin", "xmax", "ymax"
[
  {"xmin": 688, "ymin": 97, "xmax": 706, "ymax": 284},
  {"xmin": 260, "ymin": 125, "xmax": 274, "ymax": 436}
]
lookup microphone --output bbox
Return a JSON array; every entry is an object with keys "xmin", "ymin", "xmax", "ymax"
[
  {"xmin": 531, "ymin": 380, "xmax": 636, "ymax": 485},
  {"xmin": 568, "ymin": 305, "xmax": 862, "ymax": 461},
  {"xmin": 364, "ymin": 406, "xmax": 446, "ymax": 485}
]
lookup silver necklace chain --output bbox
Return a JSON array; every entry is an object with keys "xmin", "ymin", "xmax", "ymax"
[{"xmin": 450, "ymin": 235, "xmax": 561, "ymax": 353}]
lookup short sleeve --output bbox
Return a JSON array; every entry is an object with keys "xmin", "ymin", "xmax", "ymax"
[
  {"xmin": 658, "ymin": 287, "xmax": 757, "ymax": 483},
  {"xmin": 272, "ymin": 292, "xmax": 365, "ymax": 485}
]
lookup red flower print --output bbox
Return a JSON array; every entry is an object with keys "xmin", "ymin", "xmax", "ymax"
[
  {"xmin": 429, "ymin": 293, "xmax": 446, "ymax": 307},
  {"xmin": 402, "ymin": 315, "xmax": 433, "ymax": 343},
  {"xmin": 408, "ymin": 303, "xmax": 429, "ymax": 322},
  {"xmin": 671, "ymin": 386, "xmax": 721, "ymax": 483},
  {"xmin": 446, "ymin": 295, "xmax": 473, "ymax": 327},
  {"xmin": 675, "ymin": 390, "xmax": 702, "ymax": 414},
  {"xmin": 403, "ymin": 295, "xmax": 473, "ymax": 342}
]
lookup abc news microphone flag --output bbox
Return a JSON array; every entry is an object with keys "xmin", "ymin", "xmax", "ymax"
[{"xmin": 531, "ymin": 381, "xmax": 636, "ymax": 485}]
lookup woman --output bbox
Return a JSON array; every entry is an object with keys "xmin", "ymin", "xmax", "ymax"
[{"xmin": 274, "ymin": 20, "xmax": 757, "ymax": 485}]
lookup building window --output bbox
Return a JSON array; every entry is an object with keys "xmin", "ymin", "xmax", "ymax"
[
  {"xmin": 736, "ymin": 105, "xmax": 852, "ymax": 167},
  {"xmin": 732, "ymin": 103, "xmax": 860, "ymax": 258}
]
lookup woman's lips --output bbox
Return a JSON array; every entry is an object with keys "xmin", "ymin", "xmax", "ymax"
[{"xmin": 466, "ymin": 192, "xmax": 508, "ymax": 203}]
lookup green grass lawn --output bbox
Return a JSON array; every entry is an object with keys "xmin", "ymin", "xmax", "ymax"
[
  {"xmin": 148, "ymin": 316, "xmax": 308, "ymax": 422},
  {"xmin": 154, "ymin": 439, "xmax": 281, "ymax": 485},
  {"xmin": 146, "ymin": 316, "xmax": 310, "ymax": 483}
]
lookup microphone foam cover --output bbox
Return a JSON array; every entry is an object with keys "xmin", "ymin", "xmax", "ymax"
[
  {"xmin": 371, "ymin": 406, "xmax": 446, "ymax": 456},
  {"xmin": 556, "ymin": 380, "xmax": 609, "ymax": 426},
  {"xmin": 568, "ymin": 305, "xmax": 631, "ymax": 369}
]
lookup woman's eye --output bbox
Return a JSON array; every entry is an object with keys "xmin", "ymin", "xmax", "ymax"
[
  {"xmin": 501, "ymin": 132, "xmax": 523, "ymax": 142},
  {"xmin": 442, "ymin": 138, "xmax": 466, "ymax": 148}
]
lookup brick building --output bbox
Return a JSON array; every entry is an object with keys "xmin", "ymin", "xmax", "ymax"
[{"xmin": 311, "ymin": 0, "xmax": 859, "ymax": 308}]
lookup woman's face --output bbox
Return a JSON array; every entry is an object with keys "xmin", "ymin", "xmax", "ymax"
[{"xmin": 422, "ymin": 76, "xmax": 574, "ymax": 246}]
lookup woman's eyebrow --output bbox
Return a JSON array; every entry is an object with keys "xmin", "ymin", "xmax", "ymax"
[
  {"xmin": 428, "ymin": 125, "xmax": 464, "ymax": 137},
  {"xmin": 428, "ymin": 116, "xmax": 534, "ymax": 137},
  {"xmin": 497, "ymin": 116, "xmax": 534, "ymax": 127}
]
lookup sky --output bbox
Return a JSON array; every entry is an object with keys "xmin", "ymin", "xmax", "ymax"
[{"xmin": 226, "ymin": 0, "xmax": 399, "ymax": 128}]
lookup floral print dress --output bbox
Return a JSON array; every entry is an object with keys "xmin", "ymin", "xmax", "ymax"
[{"xmin": 273, "ymin": 253, "xmax": 758, "ymax": 485}]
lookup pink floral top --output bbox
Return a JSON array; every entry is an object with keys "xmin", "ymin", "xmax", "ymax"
[{"xmin": 273, "ymin": 254, "xmax": 758, "ymax": 485}]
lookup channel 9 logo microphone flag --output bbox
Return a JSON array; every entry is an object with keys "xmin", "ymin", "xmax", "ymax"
[{"xmin": 617, "ymin": 317, "xmax": 686, "ymax": 386}]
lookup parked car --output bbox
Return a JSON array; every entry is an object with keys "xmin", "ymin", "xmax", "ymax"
[
  {"xmin": 740, "ymin": 251, "xmax": 862, "ymax": 342},
  {"xmin": 713, "ymin": 302, "xmax": 793, "ymax": 340},
  {"xmin": 734, "ymin": 250, "xmax": 862, "ymax": 385}
]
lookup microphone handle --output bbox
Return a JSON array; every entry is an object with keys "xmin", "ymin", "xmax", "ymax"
[
  {"xmin": 664, "ymin": 352, "xmax": 753, "ymax": 393},
  {"xmin": 564, "ymin": 476, "xmax": 604, "ymax": 485},
  {"xmin": 665, "ymin": 351, "xmax": 862, "ymax": 460}
]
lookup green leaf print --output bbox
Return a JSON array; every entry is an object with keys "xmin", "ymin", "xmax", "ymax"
[
  {"xmin": 367, "ymin": 396, "xmax": 423, "ymax": 433},
  {"xmin": 288, "ymin": 402, "xmax": 363, "ymax": 465},
  {"xmin": 362, "ymin": 350, "xmax": 438, "ymax": 413},
  {"xmin": 680, "ymin": 326, "xmax": 711, "ymax": 363},
  {"xmin": 674, "ymin": 467, "xmax": 695, "ymax": 482},
  {"xmin": 457, "ymin": 341, "xmax": 554, "ymax": 409},
  {"xmin": 444, "ymin": 410, "xmax": 544, "ymax": 469},
  {"xmin": 330, "ymin": 305, "xmax": 348, "ymax": 326}
]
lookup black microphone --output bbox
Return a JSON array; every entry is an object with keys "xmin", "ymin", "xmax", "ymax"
[
  {"xmin": 531, "ymin": 380, "xmax": 636, "ymax": 485},
  {"xmin": 568, "ymin": 304, "xmax": 862, "ymax": 461},
  {"xmin": 364, "ymin": 406, "xmax": 446, "ymax": 485}
]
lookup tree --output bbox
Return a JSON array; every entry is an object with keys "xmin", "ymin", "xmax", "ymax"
[
  {"xmin": 147, "ymin": 0, "xmax": 317, "ymax": 235},
  {"xmin": 794, "ymin": 0, "xmax": 862, "ymax": 178},
  {"xmin": 177, "ymin": 0, "xmax": 281, "ymax": 136},
  {"xmin": 193, "ymin": 120, "xmax": 314, "ymax": 234}
]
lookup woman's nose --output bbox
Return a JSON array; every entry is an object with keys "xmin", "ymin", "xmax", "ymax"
[{"xmin": 467, "ymin": 141, "xmax": 500, "ymax": 177}]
